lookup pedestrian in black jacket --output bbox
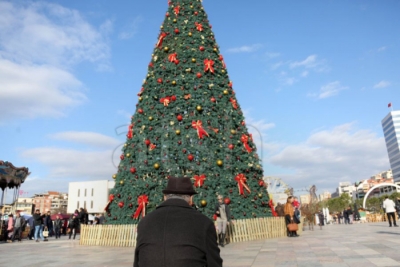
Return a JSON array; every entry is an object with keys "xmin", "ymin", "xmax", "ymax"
[
  {"xmin": 134, "ymin": 177, "xmax": 222, "ymax": 267},
  {"xmin": 32, "ymin": 209, "xmax": 46, "ymax": 242},
  {"xmin": 68, "ymin": 215, "xmax": 80, "ymax": 240},
  {"xmin": 54, "ymin": 215, "xmax": 63, "ymax": 239},
  {"xmin": 44, "ymin": 211, "xmax": 53, "ymax": 237}
]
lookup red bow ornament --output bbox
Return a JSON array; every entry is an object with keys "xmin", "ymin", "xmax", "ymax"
[
  {"xmin": 240, "ymin": 134, "xmax": 252, "ymax": 153},
  {"xmin": 133, "ymin": 195, "xmax": 149, "ymax": 219},
  {"xmin": 174, "ymin": 5, "xmax": 180, "ymax": 16},
  {"xmin": 269, "ymin": 200, "xmax": 278, "ymax": 217},
  {"xmin": 127, "ymin": 124, "xmax": 134, "ymax": 139},
  {"xmin": 234, "ymin": 174, "xmax": 251, "ymax": 195},
  {"xmin": 195, "ymin": 22, "xmax": 203, "ymax": 31},
  {"xmin": 149, "ymin": 143, "xmax": 157, "ymax": 151},
  {"xmin": 160, "ymin": 96, "xmax": 171, "ymax": 106},
  {"xmin": 156, "ymin": 32, "xmax": 168, "ymax": 48},
  {"xmin": 204, "ymin": 59, "xmax": 215, "ymax": 73},
  {"xmin": 168, "ymin": 53, "xmax": 179, "ymax": 65},
  {"xmin": 229, "ymin": 98, "xmax": 238, "ymax": 109},
  {"xmin": 193, "ymin": 174, "xmax": 206, "ymax": 187},
  {"xmin": 219, "ymin": 54, "xmax": 226, "ymax": 69},
  {"xmin": 192, "ymin": 120, "xmax": 209, "ymax": 139}
]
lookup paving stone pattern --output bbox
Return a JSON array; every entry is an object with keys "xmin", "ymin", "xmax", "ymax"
[{"xmin": 1, "ymin": 222, "xmax": 400, "ymax": 267}]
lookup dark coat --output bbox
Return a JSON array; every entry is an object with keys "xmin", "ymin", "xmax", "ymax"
[
  {"xmin": 134, "ymin": 198, "xmax": 222, "ymax": 267},
  {"xmin": 33, "ymin": 214, "xmax": 45, "ymax": 227}
]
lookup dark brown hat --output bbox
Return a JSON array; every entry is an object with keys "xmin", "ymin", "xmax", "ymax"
[{"xmin": 162, "ymin": 177, "xmax": 197, "ymax": 195}]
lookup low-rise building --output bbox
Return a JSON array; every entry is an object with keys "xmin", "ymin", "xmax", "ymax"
[
  {"xmin": 67, "ymin": 180, "xmax": 115, "ymax": 214},
  {"xmin": 13, "ymin": 197, "xmax": 34, "ymax": 215},
  {"xmin": 33, "ymin": 191, "xmax": 68, "ymax": 214},
  {"xmin": 300, "ymin": 194, "xmax": 311, "ymax": 204}
]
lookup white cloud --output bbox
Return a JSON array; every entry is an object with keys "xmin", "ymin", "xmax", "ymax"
[
  {"xmin": 301, "ymin": 71, "xmax": 309, "ymax": 77},
  {"xmin": 0, "ymin": 1, "xmax": 111, "ymax": 67},
  {"xmin": 270, "ymin": 61, "xmax": 284, "ymax": 70},
  {"xmin": 269, "ymin": 123, "xmax": 389, "ymax": 191},
  {"xmin": 310, "ymin": 81, "xmax": 348, "ymax": 99},
  {"xmin": 289, "ymin": 54, "xmax": 329, "ymax": 72},
  {"xmin": 119, "ymin": 16, "xmax": 143, "ymax": 40},
  {"xmin": 374, "ymin": 80, "xmax": 391, "ymax": 89},
  {"xmin": 227, "ymin": 44, "xmax": 262, "ymax": 53},
  {"xmin": 265, "ymin": 52, "xmax": 280, "ymax": 59},
  {"xmin": 0, "ymin": 58, "xmax": 85, "ymax": 121},
  {"xmin": 50, "ymin": 131, "xmax": 120, "ymax": 149},
  {"xmin": 378, "ymin": 46, "xmax": 387, "ymax": 52},
  {"xmin": 22, "ymin": 147, "xmax": 120, "ymax": 179},
  {"xmin": 0, "ymin": 1, "xmax": 111, "ymax": 122}
]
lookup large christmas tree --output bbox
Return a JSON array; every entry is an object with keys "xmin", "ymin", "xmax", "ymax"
[{"xmin": 106, "ymin": 0, "xmax": 271, "ymax": 224}]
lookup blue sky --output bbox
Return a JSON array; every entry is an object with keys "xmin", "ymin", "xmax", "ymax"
[{"xmin": 1, "ymin": 0, "xmax": 399, "ymax": 200}]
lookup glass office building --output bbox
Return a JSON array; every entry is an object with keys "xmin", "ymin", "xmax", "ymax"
[{"xmin": 382, "ymin": 111, "xmax": 400, "ymax": 182}]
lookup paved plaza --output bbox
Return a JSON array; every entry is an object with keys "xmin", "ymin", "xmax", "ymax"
[{"xmin": 1, "ymin": 222, "xmax": 400, "ymax": 267}]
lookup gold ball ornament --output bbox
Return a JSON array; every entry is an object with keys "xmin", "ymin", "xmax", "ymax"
[
  {"xmin": 154, "ymin": 163, "xmax": 160, "ymax": 169},
  {"xmin": 175, "ymin": 130, "xmax": 181, "ymax": 135},
  {"xmin": 124, "ymin": 144, "xmax": 127, "ymax": 148},
  {"xmin": 258, "ymin": 193, "xmax": 263, "ymax": 198},
  {"xmin": 230, "ymin": 129, "xmax": 236, "ymax": 135},
  {"xmin": 120, "ymin": 180, "xmax": 124, "ymax": 185},
  {"xmin": 149, "ymin": 116, "xmax": 153, "ymax": 121},
  {"xmin": 217, "ymin": 160, "xmax": 223, "ymax": 166},
  {"xmin": 213, "ymin": 48, "xmax": 218, "ymax": 52},
  {"xmin": 173, "ymin": 18, "xmax": 177, "ymax": 23},
  {"xmin": 191, "ymin": 58, "xmax": 196, "ymax": 63},
  {"xmin": 200, "ymin": 200, "xmax": 207, "ymax": 207},
  {"xmin": 112, "ymin": 174, "xmax": 117, "ymax": 179},
  {"xmin": 172, "ymin": 80, "xmax": 176, "ymax": 85},
  {"xmin": 188, "ymin": 32, "xmax": 193, "ymax": 37},
  {"xmin": 196, "ymin": 105, "xmax": 202, "ymax": 111},
  {"xmin": 139, "ymin": 96, "xmax": 143, "ymax": 101},
  {"xmin": 164, "ymin": 47, "xmax": 169, "ymax": 52},
  {"xmin": 160, "ymin": 25, "xmax": 163, "ymax": 29},
  {"xmin": 221, "ymin": 69, "xmax": 226, "ymax": 74},
  {"xmin": 223, "ymin": 89, "xmax": 229, "ymax": 95},
  {"xmin": 126, "ymin": 153, "xmax": 131, "ymax": 157}
]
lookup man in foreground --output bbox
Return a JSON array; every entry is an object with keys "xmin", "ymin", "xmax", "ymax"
[{"xmin": 133, "ymin": 177, "xmax": 222, "ymax": 267}]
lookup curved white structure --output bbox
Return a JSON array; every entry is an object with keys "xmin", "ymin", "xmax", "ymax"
[{"xmin": 362, "ymin": 183, "xmax": 400, "ymax": 209}]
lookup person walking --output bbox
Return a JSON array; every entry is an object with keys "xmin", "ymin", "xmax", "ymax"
[
  {"xmin": 44, "ymin": 211, "xmax": 53, "ymax": 237},
  {"xmin": 6, "ymin": 214, "xmax": 14, "ymax": 243},
  {"xmin": 67, "ymin": 215, "xmax": 80, "ymax": 240},
  {"xmin": 383, "ymin": 196, "xmax": 398, "ymax": 227},
  {"xmin": 284, "ymin": 196, "xmax": 298, "ymax": 237},
  {"xmin": 318, "ymin": 211, "xmax": 325, "ymax": 230},
  {"xmin": 133, "ymin": 177, "xmax": 222, "ymax": 267},
  {"xmin": 54, "ymin": 215, "xmax": 63, "ymax": 239},
  {"xmin": 11, "ymin": 212, "xmax": 25, "ymax": 242},
  {"xmin": 347, "ymin": 207, "xmax": 354, "ymax": 224},
  {"xmin": 214, "ymin": 195, "xmax": 231, "ymax": 247},
  {"xmin": 343, "ymin": 209, "xmax": 349, "ymax": 224},
  {"xmin": 32, "ymin": 209, "xmax": 45, "ymax": 242}
]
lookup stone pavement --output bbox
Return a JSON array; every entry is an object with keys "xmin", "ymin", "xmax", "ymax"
[{"xmin": 1, "ymin": 222, "xmax": 400, "ymax": 267}]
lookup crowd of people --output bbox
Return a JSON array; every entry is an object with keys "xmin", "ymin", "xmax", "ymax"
[{"xmin": 1, "ymin": 208, "xmax": 106, "ymax": 243}]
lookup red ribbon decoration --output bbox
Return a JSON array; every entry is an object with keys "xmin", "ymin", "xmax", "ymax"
[
  {"xmin": 234, "ymin": 174, "xmax": 251, "ymax": 195},
  {"xmin": 219, "ymin": 54, "xmax": 226, "ymax": 69},
  {"xmin": 204, "ymin": 59, "xmax": 215, "ymax": 73},
  {"xmin": 156, "ymin": 32, "xmax": 168, "ymax": 48},
  {"xmin": 160, "ymin": 96, "xmax": 171, "ymax": 106},
  {"xmin": 193, "ymin": 174, "xmax": 206, "ymax": 187},
  {"xmin": 149, "ymin": 144, "xmax": 157, "ymax": 151},
  {"xmin": 229, "ymin": 98, "xmax": 238, "ymax": 109},
  {"xmin": 127, "ymin": 124, "xmax": 133, "ymax": 139},
  {"xmin": 168, "ymin": 53, "xmax": 179, "ymax": 65},
  {"xmin": 192, "ymin": 120, "xmax": 209, "ymax": 139},
  {"xmin": 133, "ymin": 195, "xmax": 149, "ymax": 219},
  {"xmin": 174, "ymin": 5, "xmax": 180, "ymax": 16},
  {"xmin": 195, "ymin": 22, "xmax": 203, "ymax": 31},
  {"xmin": 268, "ymin": 200, "xmax": 278, "ymax": 217},
  {"xmin": 240, "ymin": 134, "xmax": 252, "ymax": 153}
]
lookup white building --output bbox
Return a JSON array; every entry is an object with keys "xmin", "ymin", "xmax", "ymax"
[
  {"xmin": 67, "ymin": 180, "xmax": 115, "ymax": 214},
  {"xmin": 318, "ymin": 191, "xmax": 331, "ymax": 201},
  {"xmin": 332, "ymin": 182, "xmax": 356, "ymax": 198},
  {"xmin": 382, "ymin": 111, "xmax": 400, "ymax": 182}
]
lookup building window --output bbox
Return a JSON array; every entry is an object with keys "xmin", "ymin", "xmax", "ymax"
[
  {"xmin": 91, "ymin": 188, "xmax": 94, "ymax": 197},
  {"xmin": 78, "ymin": 189, "xmax": 80, "ymax": 197},
  {"xmin": 91, "ymin": 201, "xmax": 93, "ymax": 209},
  {"xmin": 84, "ymin": 189, "xmax": 87, "ymax": 197},
  {"xmin": 77, "ymin": 201, "xmax": 79, "ymax": 209}
]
